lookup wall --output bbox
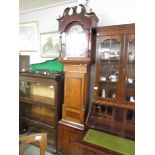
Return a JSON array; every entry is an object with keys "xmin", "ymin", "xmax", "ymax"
[
  {"xmin": 19, "ymin": 0, "xmax": 135, "ymax": 64},
  {"xmin": 19, "ymin": 1, "xmax": 76, "ymax": 64},
  {"xmin": 19, "ymin": 0, "xmax": 70, "ymax": 12}
]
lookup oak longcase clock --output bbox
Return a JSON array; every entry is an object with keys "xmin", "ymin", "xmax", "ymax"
[{"xmin": 57, "ymin": 4, "xmax": 98, "ymax": 128}]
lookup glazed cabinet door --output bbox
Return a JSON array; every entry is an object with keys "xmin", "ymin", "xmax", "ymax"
[
  {"xmin": 19, "ymin": 78, "xmax": 56, "ymax": 128},
  {"xmin": 94, "ymin": 35, "xmax": 123, "ymax": 102},
  {"xmin": 123, "ymin": 34, "xmax": 135, "ymax": 104},
  {"xmin": 19, "ymin": 78, "xmax": 55, "ymax": 106}
]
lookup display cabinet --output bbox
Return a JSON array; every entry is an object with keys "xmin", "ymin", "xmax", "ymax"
[
  {"xmin": 87, "ymin": 24, "xmax": 135, "ymax": 140},
  {"xmin": 19, "ymin": 71, "xmax": 63, "ymax": 152},
  {"xmin": 75, "ymin": 24, "xmax": 135, "ymax": 155},
  {"xmin": 94, "ymin": 24, "xmax": 135, "ymax": 105}
]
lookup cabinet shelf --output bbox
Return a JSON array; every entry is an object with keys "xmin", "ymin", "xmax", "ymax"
[
  {"xmin": 100, "ymin": 59, "xmax": 119, "ymax": 64},
  {"xmin": 128, "ymin": 62, "xmax": 135, "ymax": 65},
  {"xmin": 93, "ymin": 99, "xmax": 135, "ymax": 110},
  {"xmin": 20, "ymin": 95, "xmax": 55, "ymax": 109},
  {"xmin": 21, "ymin": 113, "xmax": 55, "ymax": 130},
  {"xmin": 123, "ymin": 101, "xmax": 135, "ymax": 105},
  {"xmin": 126, "ymin": 82, "xmax": 135, "ymax": 86},
  {"xmin": 99, "ymin": 80, "xmax": 118, "ymax": 84}
]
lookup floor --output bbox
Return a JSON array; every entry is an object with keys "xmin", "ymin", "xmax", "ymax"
[{"xmin": 24, "ymin": 144, "xmax": 58, "ymax": 155}]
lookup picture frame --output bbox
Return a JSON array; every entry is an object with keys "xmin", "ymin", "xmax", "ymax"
[
  {"xmin": 19, "ymin": 21, "xmax": 39, "ymax": 52},
  {"xmin": 40, "ymin": 31, "xmax": 60, "ymax": 58}
]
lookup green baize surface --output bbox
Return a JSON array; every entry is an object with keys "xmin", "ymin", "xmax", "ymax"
[{"xmin": 83, "ymin": 129, "xmax": 135, "ymax": 155}]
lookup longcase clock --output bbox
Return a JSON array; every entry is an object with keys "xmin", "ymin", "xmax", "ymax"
[
  {"xmin": 57, "ymin": 5, "xmax": 98, "ymax": 154},
  {"xmin": 57, "ymin": 4, "xmax": 98, "ymax": 128}
]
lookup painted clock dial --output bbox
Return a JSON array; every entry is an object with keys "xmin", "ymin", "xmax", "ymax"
[{"xmin": 65, "ymin": 24, "xmax": 87, "ymax": 58}]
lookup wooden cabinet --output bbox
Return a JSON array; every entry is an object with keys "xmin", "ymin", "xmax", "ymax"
[
  {"xmin": 57, "ymin": 123, "xmax": 84, "ymax": 155},
  {"xmin": 19, "ymin": 72, "xmax": 63, "ymax": 152},
  {"xmin": 87, "ymin": 24, "xmax": 135, "ymax": 140}
]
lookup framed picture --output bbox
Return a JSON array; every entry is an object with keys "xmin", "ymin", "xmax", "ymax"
[
  {"xmin": 40, "ymin": 31, "xmax": 60, "ymax": 58},
  {"xmin": 19, "ymin": 21, "xmax": 39, "ymax": 52}
]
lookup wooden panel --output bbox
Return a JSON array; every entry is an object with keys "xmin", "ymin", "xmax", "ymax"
[
  {"xmin": 57, "ymin": 123, "xmax": 84, "ymax": 155},
  {"xmin": 97, "ymin": 24, "xmax": 135, "ymax": 36},
  {"xmin": 77, "ymin": 140, "xmax": 119, "ymax": 155},
  {"xmin": 62, "ymin": 70, "xmax": 87, "ymax": 123},
  {"xmin": 20, "ymin": 73, "xmax": 56, "ymax": 84},
  {"xmin": 64, "ymin": 72, "xmax": 86, "ymax": 109},
  {"xmin": 64, "ymin": 64, "xmax": 88, "ymax": 73},
  {"xmin": 62, "ymin": 106, "xmax": 85, "ymax": 124},
  {"xmin": 65, "ymin": 109, "xmax": 81, "ymax": 120}
]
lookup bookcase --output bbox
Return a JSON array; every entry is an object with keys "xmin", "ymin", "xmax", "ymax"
[
  {"xmin": 19, "ymin": 71, "xmax": 63, "ymax": 152},
  {"xmin": 87, "ymin": 24, "xmax": 135, "ymax": 139},
  {"xmin": 77, "ymin": 24, "xmax": 135, "ymax": 155}
]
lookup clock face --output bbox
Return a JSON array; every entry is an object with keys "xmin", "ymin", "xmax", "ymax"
[{"xmin": 65, "ymin": 24, "xmax": 87, "ymax": 58}]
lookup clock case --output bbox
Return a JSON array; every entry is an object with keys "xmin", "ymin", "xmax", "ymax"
[
  {"xmin": 57, "ymin": 4, "xmax": 99, "ymax": 64},
  {"xmin": 57, "ymin": 5, "xmax": 99, "ymax": 154}
]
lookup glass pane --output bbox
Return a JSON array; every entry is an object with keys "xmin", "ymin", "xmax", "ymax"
[
  {"xmin": 94, "ymin": 104, "xmax": 112, "ymax": 118},
  {"xmin": 98, "ymin": 38, "xmax": 121, "ymax": 99},
  {"xmin": 20, "ymin": 81, "xmax": 55, "ymax": 105},
  {"xmin": 125, "ymin": 38, "xmax": 135, "ymax": 102},
  {"xmin": 21, "ymin": 104, "xmax": 55, "ymax": 127},
  {"xmin": 126, "ymin": 109, "xmax": 135, "ymax": 124}
]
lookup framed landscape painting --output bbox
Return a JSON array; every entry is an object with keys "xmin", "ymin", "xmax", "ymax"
[
  {"xmin": 40, "ymin": 31, "xmax": 60, "ymax": 58},
  {"xmin": 19, "ymin": 21, "xmax": 39, "ymax": 52}
]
